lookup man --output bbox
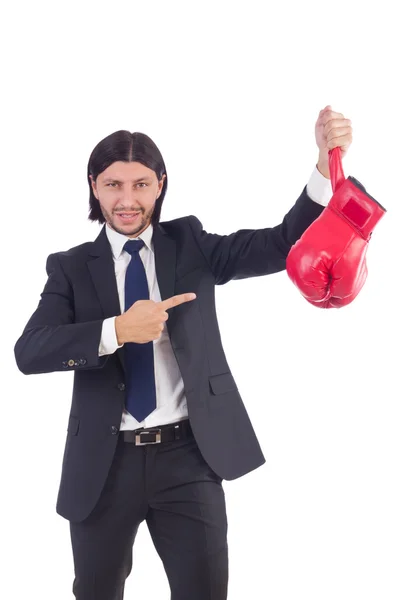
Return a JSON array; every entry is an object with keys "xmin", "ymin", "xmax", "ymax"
[{"xmin": 14, "ymin": 105, "xmax": 352, "ymax": 599}]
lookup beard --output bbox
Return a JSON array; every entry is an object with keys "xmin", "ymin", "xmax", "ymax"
[{"xmin": 101, "ymin": 204, "xmax": 155, "ymax": 237}]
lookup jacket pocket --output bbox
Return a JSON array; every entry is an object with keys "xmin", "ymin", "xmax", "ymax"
[
  {"xmin": 175, "ymin": 265, "xmax": 204, "ymax": 283},
  {"xmin": 67, "ymin": 415, "xmax": 80, "ymax": 436},
  {"xmin": 208, "ymin": 372, "xmax": 238, "ymax": 395}
]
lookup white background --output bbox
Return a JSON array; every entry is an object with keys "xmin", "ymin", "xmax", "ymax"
[{"xmin": 2, "ymin": 1, "xmax": 396, "ymax": 598}]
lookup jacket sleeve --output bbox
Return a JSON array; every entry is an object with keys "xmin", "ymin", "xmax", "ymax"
[
  {"xmin": 14, "ymin": 253, "xmax": 109, "ymax": 375},
  {"xmin": 187, "ymin": 186, "xmax": 324, "ymax": 285}
]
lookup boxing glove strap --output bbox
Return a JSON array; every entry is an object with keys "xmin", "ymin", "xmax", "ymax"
[
  {"xmin": 348, "ymin": 176, "xmax": 386, "ymax": 211},
  {"xmin": 328, "ymin": 178, "xmax": 386, "ymax": 240}
]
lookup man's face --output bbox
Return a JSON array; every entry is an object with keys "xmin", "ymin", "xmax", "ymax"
[{"xmin": 90, "ymin": 161, "xmax": 165, "ymax": 238}]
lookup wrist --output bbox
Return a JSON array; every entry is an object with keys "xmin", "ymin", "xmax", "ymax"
[
  {"xmin": 317, "ymin": 153, "xmax": 330, "ymax": 179},
  {"xmin": 115, "ymin": 315, "xmax": 126, "ymax": 345}
]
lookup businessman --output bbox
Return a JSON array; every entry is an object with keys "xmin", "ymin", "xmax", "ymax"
[{"xmin": 14, "ymin": 105, "xmax": 352, "ymax": 599}]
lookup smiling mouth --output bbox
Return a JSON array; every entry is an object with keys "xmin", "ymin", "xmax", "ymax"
[{"xmin": 115, "ymin": 212, "xmax": 141, "ymax": 221}]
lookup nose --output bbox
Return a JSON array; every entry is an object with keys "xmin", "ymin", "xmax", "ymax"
[{"xmin": 120, "ymin": 185, "xmax": 140, "ymax": 209}]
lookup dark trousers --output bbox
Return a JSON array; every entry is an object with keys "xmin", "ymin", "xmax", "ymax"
[{"xmin": 69, "ymin": 426, "xmax": 228, "ymax": 599}]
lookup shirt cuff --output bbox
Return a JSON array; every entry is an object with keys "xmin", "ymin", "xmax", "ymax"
[
  {"xmin": 98, "ymin": 317, "xmax": 123, "ymax": 356},
  {"xmin": 306, "ymin": 165, "xmax": 334, "ymax": 207}
]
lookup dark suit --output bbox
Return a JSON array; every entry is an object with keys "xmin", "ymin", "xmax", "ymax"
[{"xmin": 14, "ymin": 187, "xmax": 323, "ymax": 598}]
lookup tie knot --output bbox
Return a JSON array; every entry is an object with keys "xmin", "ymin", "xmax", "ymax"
[{"xmin": 123, "ymin": 239, "xmax": 145, "ymax": 256}]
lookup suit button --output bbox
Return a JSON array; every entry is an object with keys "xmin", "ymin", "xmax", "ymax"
[
  {"xmin": 62, "ymin": 361, "xmax": 68, "ymax": 368},
  {"xmin": 80, "ymin": 358, "xmax": 87, "ymax": 365},
  {"xmin": 111, "ymin": 425, "xmax": 119, "ymax": 435},
  {"xmin": 68, "ymin": 359, "xmax": 75, "ymax": 367},
  {"xmin": 117, "ymin": 383, "xmax": 126, "ymax": 391}
]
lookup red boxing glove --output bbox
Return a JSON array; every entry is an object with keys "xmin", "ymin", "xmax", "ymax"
[{"xmin": 286, "ymin": 147, "xmax": 386, "ymax": 308}]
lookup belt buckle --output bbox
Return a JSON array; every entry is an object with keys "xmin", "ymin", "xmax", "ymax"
[{"xmin": 135, "ymin": 428, "xmax": 161, "ymax": 446}]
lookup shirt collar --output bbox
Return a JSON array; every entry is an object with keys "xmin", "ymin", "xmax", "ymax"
[{"xmin": 105, "ymin": 222, "xmax": 154, "ymax": 259}]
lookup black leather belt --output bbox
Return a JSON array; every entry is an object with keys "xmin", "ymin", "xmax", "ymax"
[{"xmin": 121, "ymin": 419, "xmax": 193, "ymax": 445}]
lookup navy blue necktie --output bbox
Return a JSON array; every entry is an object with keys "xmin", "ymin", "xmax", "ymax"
[{"xmin": 123, "ymin": 239, "xmax": 157, "ymax": 422}]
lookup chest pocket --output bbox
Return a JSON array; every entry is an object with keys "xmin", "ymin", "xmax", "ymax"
[{"xmin": 175, "ymin": 265, "xmax": 204, "ymax": 283}]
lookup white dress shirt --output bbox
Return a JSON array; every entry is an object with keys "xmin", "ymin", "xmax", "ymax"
[{"xmin": 98, "ymin": 166, "xmax": 333, "ymax": 431}]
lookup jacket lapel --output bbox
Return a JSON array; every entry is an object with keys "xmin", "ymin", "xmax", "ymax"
[
  {"xmin": 153, "ymin": 223, "xmax": 177, "ymax": 329},
  {"xmin": 87, "ymin": 223, "xmax": 177, "ymax": 374},
  {"xmin": 87, "ymin": 226, "xmax": 120, "ymax": 317},
  {"xmin": 87, "ymin": 226, "xmax": 124, "ymax": 368}
]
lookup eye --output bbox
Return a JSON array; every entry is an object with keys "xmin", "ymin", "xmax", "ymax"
[
  {"xmin": 137, "ymin": 183, "xmax": 147, "ymax": 188},
  {"xmin": 106, "ymin": 183, "xmax": 118, "ymax": 187}
]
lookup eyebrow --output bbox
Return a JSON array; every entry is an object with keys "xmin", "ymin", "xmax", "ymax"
[{"xmin": 103, "ymin": 176, "xmax": 151, "ymax": 184}]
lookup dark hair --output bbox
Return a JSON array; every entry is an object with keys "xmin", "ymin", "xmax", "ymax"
[{"xmin": 87, "ymin": 130, "xmax": 167, "ymax": 229}]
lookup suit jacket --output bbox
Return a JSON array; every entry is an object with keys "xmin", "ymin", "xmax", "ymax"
[{"xmin": 14, "ymin": 187, "xmax": 324, "ymax": 522}]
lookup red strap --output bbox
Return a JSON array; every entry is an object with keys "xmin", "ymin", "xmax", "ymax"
[{"xmin": 328, "ymin": 147, "xmax": 345, "ymax": 193}]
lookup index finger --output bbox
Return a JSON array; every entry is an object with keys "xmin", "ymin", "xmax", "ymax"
[
  {"xmin": 322, "ymin": 110, "xmax": 345, "ymax": 125},
  {"xmin": 319, "ymin": 104, "xmax": 332, "ymax": 115},
  {"xmin": 159, "ymin": 293, "xmax": 197, "ymax": 311}
]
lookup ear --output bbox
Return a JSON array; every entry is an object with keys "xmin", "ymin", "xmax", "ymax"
[
  {"xmin": 157, "ymin": 173, "xmax": 166, "ymax": 197},
  {"xmin": 89, "ymin": 174, "xmax": 99, "ymax": 200}
]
